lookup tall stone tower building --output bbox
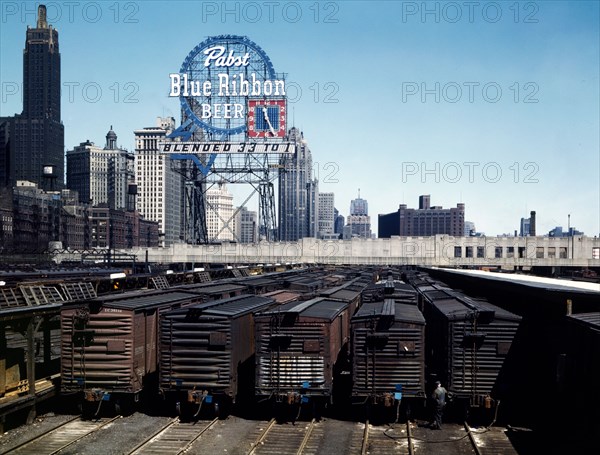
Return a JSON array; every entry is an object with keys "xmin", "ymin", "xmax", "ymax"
[
  {"xmin": 278, "ymin": 128, "xmax": 318, "ymax": 241},
  {"xmin": 10, "ymin": 5, "xmax": 64, "ymax": 189}
]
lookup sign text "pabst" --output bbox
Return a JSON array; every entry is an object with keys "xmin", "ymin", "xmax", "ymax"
[{"xmin": 203, "ymin": 45, "xmax": 250, "ymax": 67}]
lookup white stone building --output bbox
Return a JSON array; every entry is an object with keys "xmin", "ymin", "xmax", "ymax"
[
  {"xmin": 317, "ymin": 192, "xmax": 335, "ymax": 239},
  {"xmin": 134, "ymin": 117, "xmax": 182, "ymax": 246},
  {"xmin": 205, "ymin": 183, "xmax": 235, "ymax": 242},
  {"xmin": 66, "ymin": 127, "xmax": 134, "ymax": 210}
]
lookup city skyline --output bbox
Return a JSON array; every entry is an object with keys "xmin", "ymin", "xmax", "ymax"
[{"xmin": 1, "ymin": 1, "xmax": 598, "ymax": 236}]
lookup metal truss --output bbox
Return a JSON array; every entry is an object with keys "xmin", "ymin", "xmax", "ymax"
[{"xmin": 170, "ymin": 151, "xmax": 283, "ymax": 243}]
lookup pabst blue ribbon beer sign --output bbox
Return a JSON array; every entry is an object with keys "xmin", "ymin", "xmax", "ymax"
[{"xmin": 168, "ymin": 35, "xmax": 286, "ymax": 137}]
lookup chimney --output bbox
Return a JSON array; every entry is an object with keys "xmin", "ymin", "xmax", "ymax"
[{"xmin": 530, "ymin": 211, "xmax": 536, "ymax": 236}]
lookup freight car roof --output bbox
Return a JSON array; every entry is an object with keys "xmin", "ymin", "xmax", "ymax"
[
  {"xmin": 324, "ymin": 289, "xmax": 361, "ymax": 302},
  {"xmin": 431, "ymin": 294, "xmax": 522, "ymax": 322},
  {"xmin": 259, "ymin": 297, "xmax": 348, "ymax": 320},
  {"xmin": 91, "ymin": 291, "xmax": 203, "ymax": 310},
  {"xmin": 167, "ymin": 294, "xmax": 275, "ymax": 317},
  {"xmin": 377, "ymin": 280, "xmax": 416, "ymax": 291},
  {"xmin": 567, "ymin": 312, "xmax": 600, "ymax": 329},
  {"xmin": 366, "ymin": 280, "xmax": 418, "ymax": 292},
  {"xmin": 353, "ymin": 300, "xmax": 425, "ymax": 325},
  {"xmin": 240, "ymin": 277, "xmax": 281, "ymax": 286},
  {"xmin": 287, "ymin": 276, "xmax": 323, "ymax": 284},
  {"xmin": 319, "ymin": 280, "xmax": 357, "ymax": 295},
  {"xmin": 74, "ymin": 288, "xmax": 191, "ymax": 303},
  {"xmin": 421, "ymin": 288, "xmax": 454, "ymax": 300},
  {"xmin": 204, "ymin": 295, "xmax": 275, "ymax": 316},
  {"xmin": 262, "ymin": 290, "xmax": 302, "ymax": 304},
  {"xmin": 174, "ymin": 283, "xmax": 247, "ymax": 294}
]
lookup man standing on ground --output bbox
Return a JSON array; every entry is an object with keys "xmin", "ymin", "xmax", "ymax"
[{"xmin": 431, "ymin": 381, "xmax": 447, "ymax": 429}]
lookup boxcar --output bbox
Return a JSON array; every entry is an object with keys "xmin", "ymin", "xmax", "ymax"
[
  {"xmin": 159, "ymin": 295, "xmax": 276, "ymax": 417},
  {"xmin": 420, "ymin": 284, "xmax": 522, "ymax": 408},
  {"xmin": 254, "ymin": 297, "xmax": 354, "ymax": 409},
  {"xmin": 60, "ymin": 289, "xmax": 204, "ymax": 415},
  {"xmin": 351, "ymin": 299, "xmax": 426, "ymax": 410}
]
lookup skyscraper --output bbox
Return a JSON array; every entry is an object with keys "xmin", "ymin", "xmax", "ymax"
[
  {"xmin": 350, "ymin": 190, "xmax": 369, "ymax": 216},
  {"xmin": 278, "ymin": 128, "xmax": 318, "ymax": 241},
  {"xmin": 347, "ymin": 191, "xmax": 372, "ymax": 238},
  {"xmin": 519, "ymin": 217, "xmax": 531, "ymax": 236},
  {"xmin": 9, "ymin": 5, "xmax": 64, "ymax": 189},
  {"xmin": 464, "ymin": 221, "xmax": 476, "ymax": 236},
  {"xmin": 317, "ymin": 192, "xmax": 335, "ymax": 238},
  {"xmin": 134, "ymin": 117, "xmax": 183, "ymax": 247},
  {"xmin": 236, "ymin": 206, "xmax": 258, "ymax": 243},
  {"xmin": 0, "ymin": 119, "xmax": 10, "ymax": 187},
  {"xmin": 334, "ymin": 207, "xmax": 345, "ymax": 239}
]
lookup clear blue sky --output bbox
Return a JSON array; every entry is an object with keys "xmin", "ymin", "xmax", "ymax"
[{"xmin": 1, "ymin": 1, "xmax": 598, "ymax": 236}]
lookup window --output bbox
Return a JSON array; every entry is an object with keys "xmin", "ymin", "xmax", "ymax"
[
  {"xmin": 466, "ymin": 246, "xmax": 473, "ymax": 258},
  {"xmin": 454, "ymin": 246, "xmax": 462, "ymax": 258},
  {"xmin": 536, "ymin": 247, "xmax": 544, "ymax": 258},
  {"xmin": 548, "ymin": 247, "xmax": 556, "ymax": 258},
  {"xmin": 495, "ymin": 247, "xmax": 503, "ymax": 258},
  {"xmin": 477, "ymin": 246, "xmax": 484, "ymax": 258}
]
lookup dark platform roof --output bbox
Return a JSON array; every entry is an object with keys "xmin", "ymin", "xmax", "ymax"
[
  {"xmin": 426, "ymin": 268, "xmax": 600, "ymax": 294},
  {"xmin": 0, "ymin": 303, "xmax": 62, "ymax": 321}
]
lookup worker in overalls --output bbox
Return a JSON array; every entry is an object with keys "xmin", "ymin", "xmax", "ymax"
[{"xmin": 431, "ymin": 381, "xmax": 447, "ymax": 430}]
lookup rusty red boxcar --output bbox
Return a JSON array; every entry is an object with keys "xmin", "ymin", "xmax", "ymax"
[
  {"xmin": 159, "ymin": 294, "xmax": 277, "ymax": 417},
  {"xmin": 61, "ymin": 289, "xmax": 203, "ymax": 415}
]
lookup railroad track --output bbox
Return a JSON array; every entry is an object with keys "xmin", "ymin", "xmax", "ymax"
[
  {"xmin": 248, "ymin": 418, "xmax": 319, "ymax": 455},
  {"xmin": 464, "ymin": 422, "xmax": 519, "ymax": 455},
  {"xmin": 357, "ymin": 420, "xmax": 502, "ymax": 455},
  {"xmin": 4, "ymin": 416, "xmax": 120, "ymax": 455},
  {"xmin": 127, "ymin": 417, "xmax": 218, "ymax": 455},
  {"xmin": 359, "ymin": 419, "xmax": 414, "ymax": 455}
]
